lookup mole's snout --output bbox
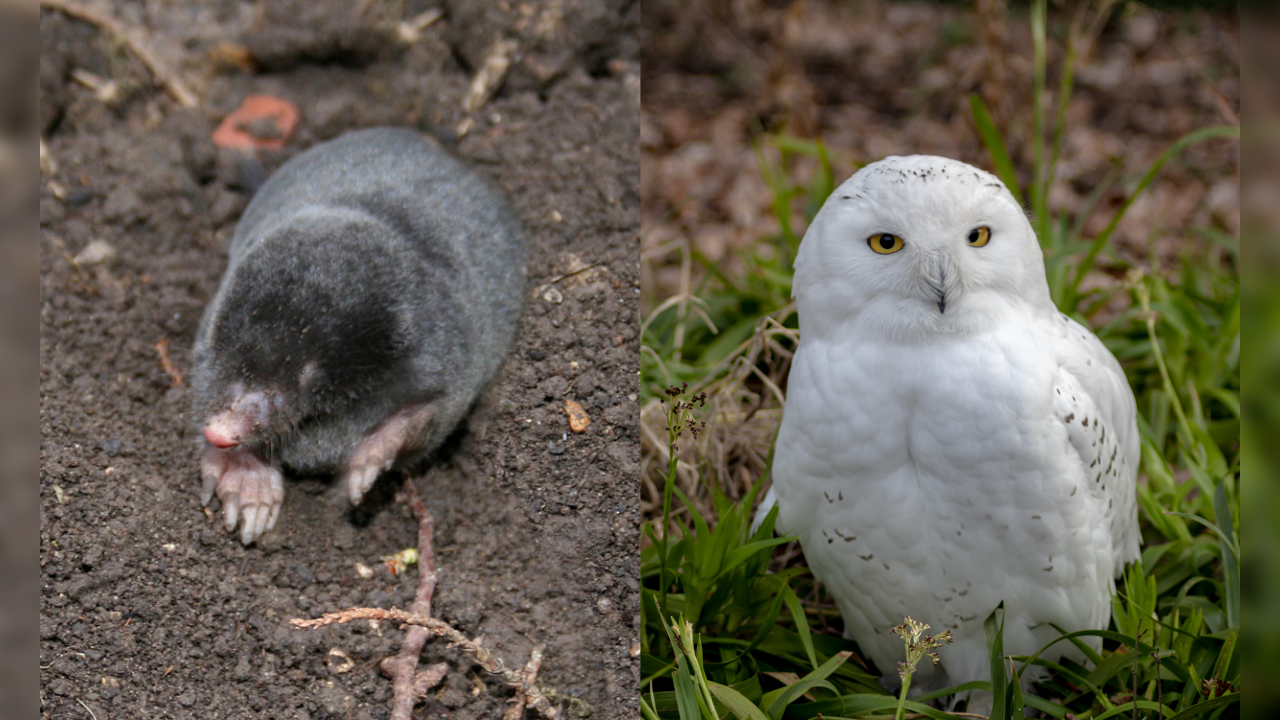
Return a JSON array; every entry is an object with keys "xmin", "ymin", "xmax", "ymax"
[
  {"xmin": 204, "ymin": 411, "xmax": 250, "ymax": 448},
  {"xmin": 203, "ymin": 390, "xmax": 273, "ymax": 449},
  {"xmin": 204, "ymin": 423, "xmax": 240, "ymax": 448}
]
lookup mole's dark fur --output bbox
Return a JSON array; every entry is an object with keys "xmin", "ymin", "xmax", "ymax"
[{"xmin": 192, "ymin": 127, "xmax": 525, "ymax": 475}]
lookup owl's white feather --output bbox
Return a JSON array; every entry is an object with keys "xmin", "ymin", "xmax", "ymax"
[{"xmin": 761, "ymin": 156, "xmax": 1139, "ymax": 709}]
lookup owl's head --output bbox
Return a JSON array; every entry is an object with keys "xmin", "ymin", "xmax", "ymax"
[{"xmin": 794, "ymin": 155, "xmax": 1052, "ymax": 341}]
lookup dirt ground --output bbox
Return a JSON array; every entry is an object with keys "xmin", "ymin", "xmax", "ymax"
[{"xmin": 39, "ymin": 2, "xmax": 639, "ymax": 719}]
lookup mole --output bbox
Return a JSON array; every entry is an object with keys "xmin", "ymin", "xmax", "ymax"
[{"xmin": 191, "ymin": 127, "xmax": 526, "ymax": 544}]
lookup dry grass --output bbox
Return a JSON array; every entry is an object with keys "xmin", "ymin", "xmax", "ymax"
[{"xmin": 641, "ymin": 302, "xmax": 796, "ymax": 529}]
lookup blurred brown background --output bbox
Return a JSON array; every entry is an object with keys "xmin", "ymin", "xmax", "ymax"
[{"xmin": 641, "ymin": 0, "xmax": 1239, "ymax": 311}]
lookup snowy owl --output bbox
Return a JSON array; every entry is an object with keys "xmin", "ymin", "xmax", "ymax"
[{"xmin": 757, "ymin": 155, "xmax": 1139, "ymax": 708}]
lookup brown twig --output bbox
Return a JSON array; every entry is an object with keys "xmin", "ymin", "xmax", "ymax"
[
  {"xmin": 380, "ymin": 481, "xmax": 441, "ymax": 720},
  {"xmin": 463, "ymin": 37, "xmax": 517, "ymax": 113},
  {"xmin": 503, "ymin": 647, "xmax": 546, "ymax": 720},
  {"xmin": 39, "ymin": 0, "xmax": 197, "ymax": 108},
  {"xmin": 292, "ymin": 607, "xmax": 557, "ymax": 719},
  {"xmin": 153, "ymin": 338, "xmax": 183, "ymax": 387},
  {"xmin": 293, "ymin": 481, "xmax": 560, "ymax": 718}
]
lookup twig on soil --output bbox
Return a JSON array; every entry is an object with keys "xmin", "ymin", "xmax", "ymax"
[
  {"xmin": 293, "ymin": 607, "xmax": 558, "ymax": 719},
  {"xmin": 503, "ymin": 647, "xmax": 546, "ymax": 720},
  {"xmin": 39, "ymin": 137, "xmax": 56, "ymax": 175},
  {"xmin": 39, "ymin": 0, "xmax": 197, "ymax": 108},
  {"xmin": 153, "ymin": 338, "xmax": 183, "ymax": 387},
  {"xmin": 532, "ymin": 264, "xmax": 600, "ymax": 299},
  {"xmin": 380, "ymin": 480, "xmax": 442, "ymax": 720},
  {"xmin": 294, "ymin": 480, "xmax": 558, "ymax": 719},
  {"xmin": 463, "ymin": 38, "xmax": 518, "ymax": 114},
  {"xmin": 394, "ymin": 8, "xmax": 443, "ymax": 45}
]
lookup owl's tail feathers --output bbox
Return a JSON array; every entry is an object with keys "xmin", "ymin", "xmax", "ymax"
[{"xmin": 750, "ymin": 486, "xmax": 787, "ymax": 535}]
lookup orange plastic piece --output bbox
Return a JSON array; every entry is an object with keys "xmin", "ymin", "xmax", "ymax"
[{"xmin": 212, "ymin": 95, "xmax": 299, "ymax": 151}]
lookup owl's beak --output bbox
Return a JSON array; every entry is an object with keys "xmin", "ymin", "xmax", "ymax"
[{"xmin": 932, "ymin": 258, "xmax": 948, "ymax": 314}]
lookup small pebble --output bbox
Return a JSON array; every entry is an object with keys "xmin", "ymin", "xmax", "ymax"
[
  {"xmin": 65, "ymin": 189, "xmax": 94, "ymax": 207},
  {"xmin": 73, "ymin": 240, "xmax": 117, "ymax": 267}
]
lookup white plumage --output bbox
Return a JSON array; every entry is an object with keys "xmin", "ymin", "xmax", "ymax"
[{"xmin": 758, "ymin": 156, "xmax": 1139, "ymax": 708}]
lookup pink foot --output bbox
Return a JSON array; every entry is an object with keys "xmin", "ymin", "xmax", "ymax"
[
  {"xmin": 202, "ymin": 445, "xmax": 284, "ymax": 544},
  {"xmin": 342, "ymin": 404, "xmax": 435, "ymax": 505}
]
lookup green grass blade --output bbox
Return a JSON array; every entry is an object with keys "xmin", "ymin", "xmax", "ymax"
[
  {"xmin": 1211, "ymin": 628, "xmax": 1236, "ymax": 686},
  {"xmin": 666, "ymin": 618, "xmax": 710, "ymax": 720},
  {"xmin": 1092, "ymin": 700, "xmax": 1176, "ymax": 719},
  {"xmin": 709, "ymin": 682, "xmax": 770, "ymax": 720},
  {"xmin": 1012, "ymin": 656, "xmax": 1112, "ymax": 707},
  {"xmin": 1022, "ymin": 693, "xmax": 1069, "ymax": 719},
  {"xmin": 781, "ymin": 584, "xmax": 819, "ymax": 672},
  {"xmin": 641, "ymin": 692, "xmax": 664, "ymax": 720},
  {"xmin": 984, "ymin": 602, "xmax": 1007, "ymax": 720},
  {"xmin": 703, "ymin": 577, "xmax": 791, "ymax": 667},
  {"xmin": 673, "ymin": 668, "xmax": 707, "ymax": 720},
  {"xmin": 1068, "ymin": 125, "xmax": 1239, "ymax": 298},
  {"xmin": 912, "ymin": 680, "xmax": 991, "ymax": 704},
  {"xmin": 767, "ymin": 651, "xmax": 852, "ymax": 720},
  {"xmin": 1008, "ymin": 663, "xmax": 1025, "ymax": 718},
  {"xmin": 719, "ymin": 537, "xmax": 796, "ymax": 580},
  {"xmin": 1213, "ymin": 478, "xmax": 1239, "ymax": 629},
  {"xmin": 1163, "ymin": 513, "xmax": 1238, "ymax": 561},
  {"xmin": 900, "ymin": 698, "xmax": 987, "ymax": 720},
  {"xmin": 1164, "ymin": 693, "xmax": 1238, "ymax": 720},
  {"xmin": 968, "ymin": 95, "xmax": 1022, "ymax": 205},
  {"xmin": 779, "ymin": 693, "xmax": 899, "ymax": 718},
  {"xmin": 1045, "ymin": 29, "xmax": 1078, "ymax": 224},
  {"xmin": 1030, "ymin": 0, "xmax": 1047, "ymax": 240}
]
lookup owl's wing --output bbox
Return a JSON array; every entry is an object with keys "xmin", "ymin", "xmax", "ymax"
[{"xmin": 1050, "ymin": 311, "xmax": 1141, "ymax": 573}]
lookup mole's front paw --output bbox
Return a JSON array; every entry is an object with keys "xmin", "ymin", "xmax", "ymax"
[
  {"xmin": 201, "ymin": 446, "xmax": 285, "ymax": 544},
  {"xmin": 341, "ymin": 403, "xmax": 436, "ymax": 505}
]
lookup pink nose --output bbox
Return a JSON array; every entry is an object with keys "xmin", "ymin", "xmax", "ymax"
[{"xmin": 204, "ymin": 425, "xmax": 240, "ymax": 448}]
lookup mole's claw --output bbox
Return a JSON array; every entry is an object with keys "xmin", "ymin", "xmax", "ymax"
[
  {"xmin": 224, "ymin": 494, "xmax": 241, "ymax": 531},
  {"xmin": 345, "ymin": 464, "xmax": 378, "ymax": 505},
  {"xmin": 204, "ymin": 447, "xmax": 286, "ymax": 544},
  {"xmin": 201, "ymin": 446, "xmax": 230, "ymax": 505},
  {"xmin": 266, "ymin": 501, "xmax": 281, "ymax": 532},
  {"xmin": 201, "ymin": 474, "xmax": 216, "ymax": 506},
  {"xmin": 241, "ymin": 506, "xmax": 260, "ymax": 545}
]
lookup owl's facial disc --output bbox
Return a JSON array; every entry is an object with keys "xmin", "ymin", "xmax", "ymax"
[{"xmin": 795, "ymin": 155, "xmax": 1054, "ymax": 341}]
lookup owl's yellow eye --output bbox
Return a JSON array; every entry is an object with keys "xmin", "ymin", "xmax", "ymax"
[
  {"xmin": 967, "ymin": 226, "xmax": 991, "ymax": 247},
  {"xmin": 868, "ymin": 233, "xmax": 904, "ymax": 254}
]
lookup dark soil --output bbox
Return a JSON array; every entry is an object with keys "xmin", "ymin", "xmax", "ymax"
[{"xmin": 39, "ymin": 2, "xmax": 639, "ymax": 719}]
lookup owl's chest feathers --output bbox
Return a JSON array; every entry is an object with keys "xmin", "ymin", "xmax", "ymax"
[
  {"xmin": 790, "ymin": 325, "xmax": 1055, "ymax": 459},
  {"xmin": 777, "ymin": 322, "xmax": 1087, "ymax": 539},
  {"xmin": 776, "ymin": 323, "xmax": 1104, "ymax": 614}
]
